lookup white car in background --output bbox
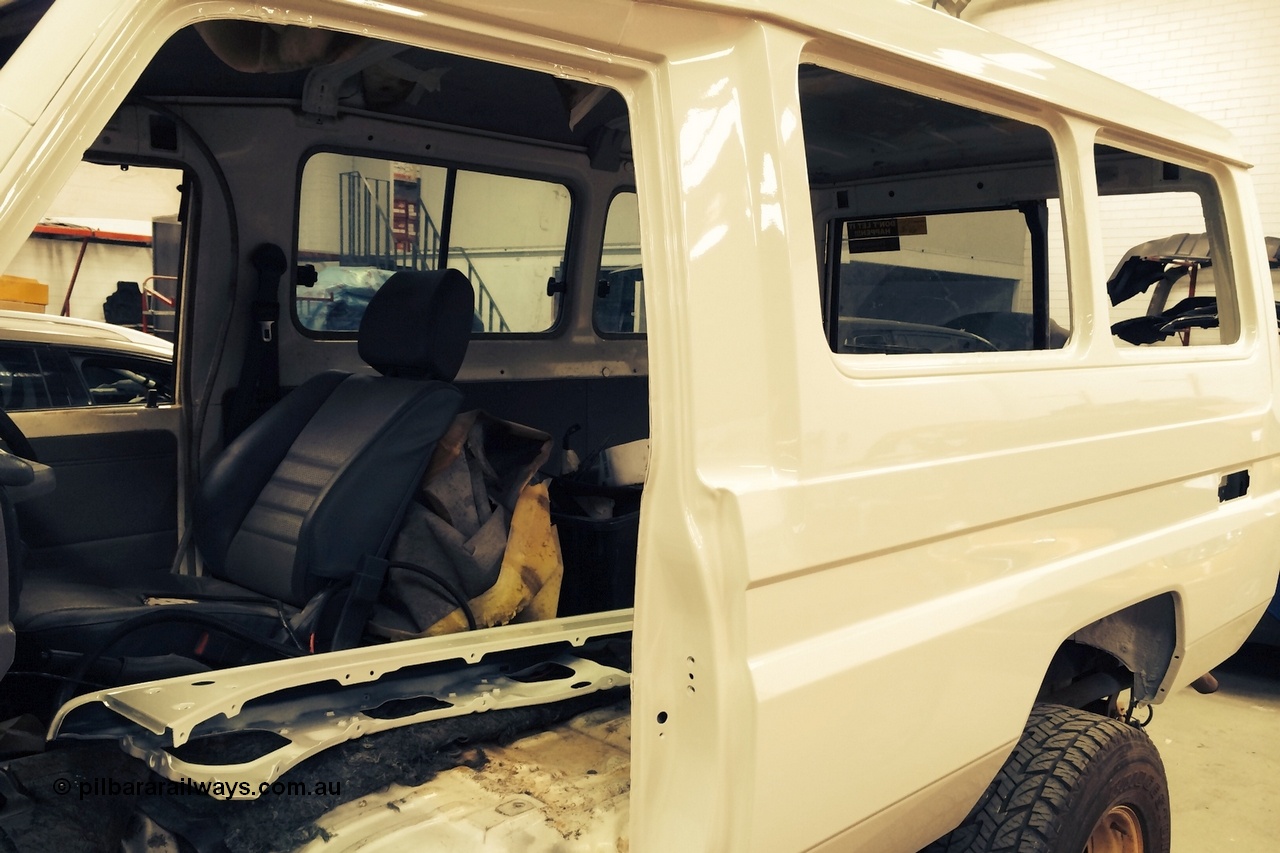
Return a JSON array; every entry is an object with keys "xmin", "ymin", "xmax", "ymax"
[{"xmin": 0, "ymin": 309, "xmax": 172, "ymax": 410}]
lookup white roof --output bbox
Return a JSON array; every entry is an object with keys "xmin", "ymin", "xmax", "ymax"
[
  {"xmin": 0, "ymin": 309, "xmax": 173, "ymax": 358},
  {"xmin": 663, "ymin": 0, "xmax": 1246, "ymax": 165}
]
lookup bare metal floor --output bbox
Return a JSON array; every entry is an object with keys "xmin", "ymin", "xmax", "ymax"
[{"xmin": 1158, "ymin": 644, "xmax": 1279, "ymax": 851}]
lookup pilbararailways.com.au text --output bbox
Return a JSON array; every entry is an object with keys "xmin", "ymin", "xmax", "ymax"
[{"xmin": 55, "ymin": 776, "xmax": 341, "ymax": 801}]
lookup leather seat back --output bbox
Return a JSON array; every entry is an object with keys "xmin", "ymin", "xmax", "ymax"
[{"xmin": 195, "ymin": 268, "xmax": 474, "ymax": 606}]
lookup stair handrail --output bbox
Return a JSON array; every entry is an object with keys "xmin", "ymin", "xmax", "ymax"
[{"xmin": 338, "ymin": 169, "xmax": 512, "ymax": 332}]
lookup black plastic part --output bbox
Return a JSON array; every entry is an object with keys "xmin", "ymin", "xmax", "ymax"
[
  {"xmin": 147, "ymin": 114, "xmax": 178, "ymax": 151},
  {"xmin": 1218, "ymin": 470, "xmax": 1250, "ymax": 502},
  {"xmin": 549, "ymin": 479, "xmax": 639, "ymax": 617}
]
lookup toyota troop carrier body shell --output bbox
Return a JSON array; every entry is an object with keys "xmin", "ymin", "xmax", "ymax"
[{"xmin": 0, "ymin": 1, "xmax": 1277, "ymax": 851}]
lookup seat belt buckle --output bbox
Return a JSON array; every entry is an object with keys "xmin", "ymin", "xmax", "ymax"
[{"xmin": 252, "ymin": 301, "xmax": 280, "ymax": 343}]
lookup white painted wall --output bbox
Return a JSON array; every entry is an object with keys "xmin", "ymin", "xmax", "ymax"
[
  {"xmin": 966, "ymin": 0, "xmax": 1280, "ymax": 237},
  {"xmin": 0, "ymin": 162, "xmax": 180, "ymax": 322},
  {"xmin": 4, "ymin": 241, "xmax": 155, "ymax": 322}
]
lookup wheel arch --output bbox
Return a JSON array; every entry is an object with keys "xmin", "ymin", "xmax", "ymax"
[{"xmin": 1039, "ymin": 593, "xmax": 1180, "ymax": 708}]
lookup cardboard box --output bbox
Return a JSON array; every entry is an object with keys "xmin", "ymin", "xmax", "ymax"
[
  {"xmin": 0, "ymin": 299, "xmax": 44, "ymax": 313},
  {"xmin": 0, "ymin": 275, "xmax": 48, "ymax": 307}
]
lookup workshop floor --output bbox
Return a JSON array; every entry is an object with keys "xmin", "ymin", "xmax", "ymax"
[{"xmin": 1157, "ymin": 643, "xmax": 1279, "ymax": 851}]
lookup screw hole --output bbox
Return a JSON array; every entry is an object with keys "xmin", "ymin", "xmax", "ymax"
[{"xmin": 656, "ymin": 711, "xmax": 668, "ymax": 724}]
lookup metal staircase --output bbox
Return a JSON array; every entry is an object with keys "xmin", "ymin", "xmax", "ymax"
[{"xmin": 338, "ymin": 171, "xmax": 510, "ymax": 332}]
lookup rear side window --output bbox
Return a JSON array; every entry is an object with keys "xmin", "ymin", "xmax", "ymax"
[
  {"xmin": 1096, "ymin": 145, "xmax": 1239, "ymax": 347},
  {"xmin": 800, "ymin": 64, "xmax": 1070, "ymax": 355},
  {"xmin": 296, "ymin": 153, "xmax": 571, "ymax": 335},
  {"xmin": 595, "ymin": 192, "xmax": 644, "ymax": 335}
]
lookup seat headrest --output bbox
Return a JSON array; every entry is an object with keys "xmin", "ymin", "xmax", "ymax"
[{"xmin": 358, "ymin": 269, "xmax": 475, "ymax": 380}]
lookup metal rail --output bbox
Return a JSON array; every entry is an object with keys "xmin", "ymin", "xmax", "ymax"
[{"xmin": 338, "ymin": 171, "xmax": 510, "ymax": 332}]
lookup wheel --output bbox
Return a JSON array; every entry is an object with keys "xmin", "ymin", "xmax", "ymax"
[{"xmin": 923, "ymin": 704, "xmax": 1170, "ymax": 853}]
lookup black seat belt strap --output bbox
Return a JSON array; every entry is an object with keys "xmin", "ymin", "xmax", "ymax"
[
  {"xmin": 226, "ymin": 243, "xmax": 288, "ymax": 441},
  {"xmin": 329, "ymin": 555, "xmax": 391, "ymax": 651}
]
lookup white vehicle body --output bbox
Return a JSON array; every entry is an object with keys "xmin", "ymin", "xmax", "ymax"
[
  {"xmin": 0, "ymin": 1, "xmax": 1276, "ymax": 851},
  {"xmin": 0, "ymin": 310, "xmax": 173, "ymax": 360}
]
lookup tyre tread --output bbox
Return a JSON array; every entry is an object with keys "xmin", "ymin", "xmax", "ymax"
[{"xmin": 921, "ymin": 704, "xmax": 1168, "ymax": 853}]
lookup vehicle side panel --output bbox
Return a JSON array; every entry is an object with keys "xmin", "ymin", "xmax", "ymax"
[{"xmin": 629, "ymin": 17, "xmax": 1280, "ymax": 853}]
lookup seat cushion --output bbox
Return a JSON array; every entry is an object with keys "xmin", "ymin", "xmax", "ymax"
[{"xmin": 14, "ymin": 572, "xmax": 287, "ymax": 656}]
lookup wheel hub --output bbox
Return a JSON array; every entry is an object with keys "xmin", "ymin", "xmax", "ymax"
[{"xmin": 1085, "ymin": 804, "xmax": 1144, "ymax": 853}]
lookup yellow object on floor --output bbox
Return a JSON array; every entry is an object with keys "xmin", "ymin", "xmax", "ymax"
[{"xmin": 424, "ymin": 481, "xmax": 564, "ymax": 636}]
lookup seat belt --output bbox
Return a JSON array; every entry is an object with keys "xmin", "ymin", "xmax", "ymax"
[
  {"xmin": 327, "ymin": 555, "xmax": 391, "ymax": 651},
  {"xmin": 225, "ymin": 243, "xmax": 288, "ymax": 442}
]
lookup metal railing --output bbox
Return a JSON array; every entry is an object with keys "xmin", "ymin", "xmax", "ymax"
[
  {"xmin": 138, "ymin": 274, "xmax": 178, "ymax": 336},
  {"xmin": 338, "ymin": 171, "xmax": 510, "ymax": 332}
]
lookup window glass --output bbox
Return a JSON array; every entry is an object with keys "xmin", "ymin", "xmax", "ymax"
[
  {"xmin": 799, "ymin": 64, "xmax": 1069, "ymax": 355},
  {"xmin": 1096, "ymin": 145, "xmax": 1238, "ymax": 347},
  {"xmin": 0, "ymin": 345, "xmax": 50, "ymax": 410},
  {"xmin": 296, "ymin": 153, "xmax": 571, "ymax": 334},
  {"xmin": 834, "ymin": 208, "xmax": 1068, "ymax": 353},
  {"xmin": 76, "ymin": 353, "xmax": 173, "ymax": 405},
  {"xmin": 595, "ymin": 192, "xmax": 644, "ymax": 334},
  {"xmin": 0, "ymin": 343, "xmax": 172, "ymax": 411},
  {"xmin": 42, "ymin": 348, "xmax": 90, "ymax": 407}
]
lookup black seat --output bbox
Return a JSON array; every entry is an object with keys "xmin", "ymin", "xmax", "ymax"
[{"xmin": 13, "ymin": 269, "xmax": 474, "ymax": 673}]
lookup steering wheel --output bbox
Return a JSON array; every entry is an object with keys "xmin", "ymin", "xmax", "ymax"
[{"xmin": 0, "ymin": 405, "xmax": 38, "ymax": 462}]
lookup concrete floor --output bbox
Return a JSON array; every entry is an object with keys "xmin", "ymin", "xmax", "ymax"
[{"xmin": 1156, "ymin": 643, "xmax": 1279, "ymax": 851}]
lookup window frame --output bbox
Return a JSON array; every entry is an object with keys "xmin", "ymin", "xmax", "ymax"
[
  {"xmin": 823, "ymin": 202, "xmax": 1063, "ymax": 355},
  {"xmin": 291, "ymin": 146, "xmax": 578, "ymax": 341},
  {"xmin": 1093, "ymin": 137, "xmax": 1244, "ymax": 353},
  {"xmin": 72, "ymin": 348, "xmax": 174, "ymax": 407},
  {"xmin": 798, "ymin": 56, "xmax": 1076, "ymax": 369},
  {"xmin": 0, "ymin": 341, "xmax": 173, "ymax": 411},
  {"xmin": 593, "ymin": 187, "xmax": 646, "ymax": 340}
]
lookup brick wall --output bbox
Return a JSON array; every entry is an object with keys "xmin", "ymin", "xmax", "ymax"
[{"xmin": 966, "ymin": 0, "xmax": 1280, "ymax": 236}]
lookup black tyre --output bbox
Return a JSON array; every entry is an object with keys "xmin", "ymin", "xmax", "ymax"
[{"xmin": 923, "ymin": 704, "xmax": 1170, "ymax": 853}]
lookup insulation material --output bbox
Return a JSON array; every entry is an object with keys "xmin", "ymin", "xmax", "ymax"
[{"xmin": 368, "ymin": 411, "xmax": 560, "ymax": 640}]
